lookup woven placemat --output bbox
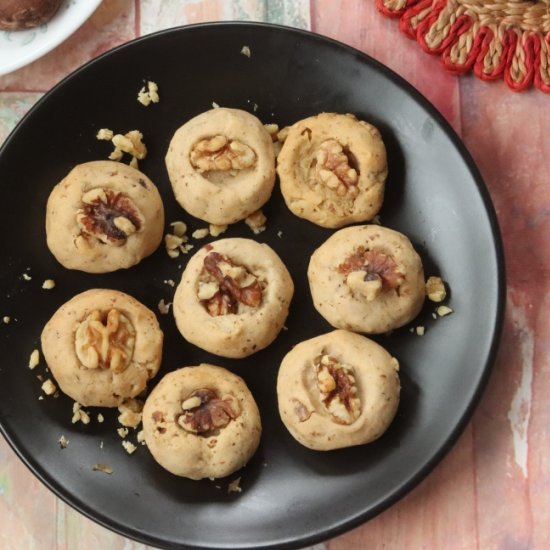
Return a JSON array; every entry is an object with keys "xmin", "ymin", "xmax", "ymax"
[{"xmin": 376, "ymin": 0, "xmax": 550, "ymax": 92}]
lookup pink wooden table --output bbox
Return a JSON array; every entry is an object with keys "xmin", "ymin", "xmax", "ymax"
[{"xmin": 1, "ymin": 1, "xmax": 548, "ymax": 548}]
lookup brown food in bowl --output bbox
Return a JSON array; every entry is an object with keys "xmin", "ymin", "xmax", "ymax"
[{"xmin": 0, "ymin": 0, "xmax": 63, "ymax": 30}]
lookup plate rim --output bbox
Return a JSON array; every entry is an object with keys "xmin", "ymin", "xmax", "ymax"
[{"xmin": 0, "ymin": 20, "xmax": 506, "ymax": 550}]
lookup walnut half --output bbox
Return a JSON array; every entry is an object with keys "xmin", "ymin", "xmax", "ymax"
[
  {"xmin": 75, "ymin": 309, "xmax": 136, "ymax": 373},
  {"xmin": 314, "ymin": 354, "xmax": 361, "ymax": 425},
  {"xmin": 190, "ymin": 135, "xmax": 257, "ymax": 172}
]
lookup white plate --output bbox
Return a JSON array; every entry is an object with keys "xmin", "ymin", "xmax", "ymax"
[{"xmin": 0, "ymin": 0, "xmax": 102, "ymax": 76}]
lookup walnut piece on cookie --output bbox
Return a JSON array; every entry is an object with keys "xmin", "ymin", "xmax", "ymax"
[
  {"xmin": 277, "ymin": 330, "xmax": 400, "ymax": 451},
  {"xmin": 165, "ymin": 108, "xmax": 276, "ymax": 225},
  {"xmin": 277, "ymin": 112, "xmax": 387, "ymax": 228},
  {"xmin": 173, "ymin": 238, "xmax": 293, "ymax": 358},
  {"xmin": 41, "ymin": 289, "xmax": 163, "ymax": 407},
  {"xmin": 45, "ymin": 160, "xmax": 164, "ymax": 273},
  {"xmin": 142, "ymin": 364, "xmax": 261, "ymax": 479},
  {"xmin": 308, "ymin": 224, "xmax": 425, "ymax": 334}
]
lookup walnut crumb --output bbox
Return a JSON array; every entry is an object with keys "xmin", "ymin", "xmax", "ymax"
[
  {"xmin": 117, "ymin": 427, "xmax": 129, "ymax": 438},
  {"xmin": 42, "ymin": 279, "xmax": 56, "ymax": 290},
  {"xmin": 71, "ymin": 402, "xmax": 91, "ymax": 425},
  {"xmin": 58, "ymin": 435, "xmax": 69, "ymax": 449},
  {"xmin": 41, "ymin": 379, "xmax": 57, "ymax": 395},
  {"xmin": 164, "ymin": 279, "xmax": 176, "ymax": 287},
  {"xmin": 118, "ymin": 398, "xmax": 143, "ymax": 428},
  {"xmin": 122, "ymin": 441, "xmax": 137, "ymax": 455},
  {"xmin": 192, "ymin": 228, "xmax": 210, "ymax": 239},
  {"xmin": 240, "ymin": 45, "xmax": 251, "ymax": 58},
  {"xmin": 436, "ymin": 305, "xmax": 454, "ymax": 317},
  {"xmin": 137, "ymin": 80, "xmax": 160, "ymax": 106},
  {"xmin": 426, "ymin": 276, "xmax": 447, "ymax": 302},
  {"xmin": 212, "ymin": 101, "xmax": 220, "ymax": 109},
  {"xmin": 245, "ymin": 209, "xmax": 267, "ymax": 234},
  {"xmin": 277, "ymin": 230, "xmax": 283, "ymax": 238},
  {"xmin": 228, "ymin": 477, "xmax": 242, "ymax": 493},
  {"xmin": 96, "ymin": 128, "xmax": 114, "ymax": 140},
  {"xmin": 158, "ymin": 299, "xmax": 171, "ymax": 315},
  {"xmin": 97, "ymin": 413, "xmax": 104, "ymax": 423},
  {"xmin": 2, "ymin": 316, "xmax": 10, "ymax": 324},
  {"xmin": 415, "ymin": 326, "xmax": 425, "ymax": 336},
  {"xmin": 22, "ymin": 273, "xmax": 32, "ymax": 281},
  {"xmin": 170, "ymin": 221, "xmax": 187, "ymax": 238},
  {"xmin": 137, "ymin": 430, "xmax": 146, "ymax": 445},
  {"xmin": 28, "ymin": 349, "xmax": 40, "ymax": 370},
  {"xmin": 93, "ymin": 464, "xmax": 113, "ymax": 474},
  {"xmin": 209, "ymin": 224, "xmax": 227, "ymax": 237}
]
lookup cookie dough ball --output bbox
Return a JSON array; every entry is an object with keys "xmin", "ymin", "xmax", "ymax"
[
  {"xmin": 46, "ymin": 160, "xmax": 164, "ymax": 273},
  {"xmin": 142, "ymin": 364, "xmax": 262, "ymax": 479},
  {"xmin": 41, "ymin": 289, "xmax": 163, "ymax": 407},
  {"xmin": 165, "ymin": 108, "xmax": 276, "ymax": 225},
  {"xmin": 277, "ymin": 112, "xmax": 387, "ymax": 228},
  {"xmin": 277, "ymin": 330, "xmax": 400, "ymax": 450},
  {"xmin": 173, "ymin": 238, "xmax": 294, "ymax": 358},
  {"xmin": 308, "ymin": 225, "xmax": 425, "ymax": 334}
]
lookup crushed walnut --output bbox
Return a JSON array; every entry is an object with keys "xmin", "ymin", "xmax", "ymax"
[
  {"xmin": 165, "ymin": 221, "xmax": 193, "ymax": 258},
  {"xmin": 72, "ymin": 402, "xmax": 91, "ymax": 425},
  {"xmin": 192, "ymin": 228, "xmax": 210, "ymax": 240},
  {"xmin": 436, "ymin": 305, "xmax": 454, "ymax": 317},
  {"xmin": 58, "ymin": 435, "xmax": 69, "ymax": 449},
  {"xmin": 118, "ymin": 398, "xmax": 143, "ymax": 428},
  {"xmin": 190, "ymin": 135, "xmax": 256, "ymax": 172},
  {"xmin": 97, "ymin": 128, "xmax": 147, "ymax": 167},
  {"xmin": 313, "ymin": 354, "xmax": 361, "ymax": 425},
  {"xmin": 314, "ymin": 139, "xmax": 359, "ymax": 198},
  {"xmin": 28, "ymin": 349, "xmax": 40, "ymax": 370},
  {"xmin": 41, "ymin": 379, "xmax": 57, "ymax": 396},
  {"xmin": 122, "ymin": 441, "xmax": 137, "ymax": 455},
  {"xmin": 244, "ymin": 209, "xmax": 266, "ymax": 234},
  {"xmin": 426, "ymin": 276, "xmax": 446, "ymax": 302},
  {"xmin": 42, "ymin": 279, "xmax": 56, "ymax": 290},
  {"xmin": 137, "ymin": 80, "xmax": 160, "ymax": 106},
  {"xmin": 75, "ymin": 309, "xmax": 135, "ymax": 373},
  {"xmin": 240, "ymin": 45, "xmax": 251, "ymax": 58},
  {"xmin": 117, "ymin": 427, "xmax": 129, "ymax": 439},
  {"xmin": 178, "ymin": 388, "xmax": 240, "ymax": 434},
  {"xmin": 209, "ymin": 224, "xmax": 228, "ymax": 237},
  {"xmin": 93, "ymin": 464, "xmax": 113, "ymax": 474},
  {"xmin": 3, "ymin": 316, "xmax": 10, "ymax": 324},
  {"xmin": 158, "ymin": 299, "xmax": 171, "ymax": 315},
  {"xmin": 338, "ymin": 247, "xmax": 404, "ymax": 300},
  {"xmin": 228, "ymin": 477, "xmax": 242, "ymax": 493},
  {"xmin": 199, "ymin": 252, "xmax": 263, "ymax": 316},
  {"xmin": 77, "ymin": 188, "xmax": 144, "ymax": 245}
]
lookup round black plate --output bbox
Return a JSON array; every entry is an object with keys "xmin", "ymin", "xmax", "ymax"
[{"xmin": 0, "ymin": 23, "xmax": 504, "ymax": 550}]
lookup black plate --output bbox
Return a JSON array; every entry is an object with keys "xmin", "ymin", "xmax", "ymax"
[{"xmin": 0, "ymin": 23, "xmax": 504, "ymax": 550}]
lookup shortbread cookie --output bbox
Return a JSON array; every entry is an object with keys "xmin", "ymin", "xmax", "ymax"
[
  {"xmin": 165, "ymin": 108, "xmax": 276, "ymax": 225},
  {"xmin": 277, "ymin": 330, "xmax": 400, "ymax": 450},
  {"xmin": 41, "ymin": 289, "xmax": 163, "ymax": 407},
  {"xmin": 142, "ymin": 364, "xmax": 262, "ymax": 479},
  {"xmin": 46, "ymin": 160, "xmax": 164, "ymax": 273},
  {"xmin": 173, "ymin": 238, "xmax": 293, "ymax": 358},
  {"xmin": 277, "ymin": 112, "xmax": 387, "ymax": 228},
  {"xmin": 308, "ymin": 225, "xmax": 425, "ymax": 333}
]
